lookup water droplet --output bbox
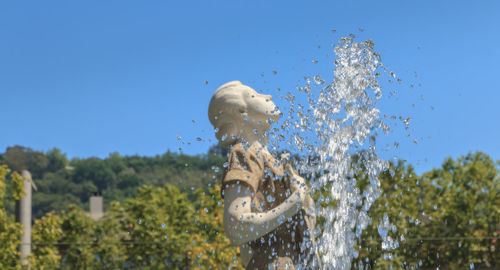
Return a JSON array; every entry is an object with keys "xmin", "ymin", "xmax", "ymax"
[
  {"xmin": 369, "ymin": 135, "xmax": 376, "ymax": 146},
  {"xmin": 314, "ymin": 75, "xmax": 325, "ymax": 85}
]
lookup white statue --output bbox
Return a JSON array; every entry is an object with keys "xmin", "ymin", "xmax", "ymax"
[{"xmin": 208, "ymin": 81, "xmax": 316, "ymax": 269}]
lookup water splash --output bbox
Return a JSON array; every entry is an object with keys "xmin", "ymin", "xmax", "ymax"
[{"xmin": 270, "ymin": 37, "xmax": 394, "ymax": 269}]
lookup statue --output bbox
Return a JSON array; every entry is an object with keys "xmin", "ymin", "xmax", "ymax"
[{"xmin": 208, "ymin": 81, "xmax": 316, "ymax": 269}]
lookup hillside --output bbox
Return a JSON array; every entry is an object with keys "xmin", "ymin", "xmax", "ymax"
[{"xmin": 0, "ymin": 145, "xmax": 226, "ymax": 218}]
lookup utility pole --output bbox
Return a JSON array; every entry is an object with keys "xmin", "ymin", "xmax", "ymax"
[{"xmin": 15, "ymin": 170, "xmax": 37, "ymax": 268}]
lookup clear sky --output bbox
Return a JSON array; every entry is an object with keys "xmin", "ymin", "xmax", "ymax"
[{"xmin": 1, "ymin": 0, "xmax": 499, "ymax": 174}]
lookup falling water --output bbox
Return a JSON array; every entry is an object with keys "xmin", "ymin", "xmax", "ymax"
[{"xmin": 269, "ymin": 37, "xmax": 395, "ymax": 269}]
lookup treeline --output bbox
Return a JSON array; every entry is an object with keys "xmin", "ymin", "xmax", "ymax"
[
  {"xmin": 0, "ymin": 146, "xmax": 499, "ymax": 269},
  {"xmin": 0, "ymin": 145, "xmax": 226, "ymax": 218},
  {"xmin": 354, "ymin": 153, "xmax": 499, "ymax": 269},
  {"xmin": 0, "ymin": 164, "xmax": 241, "ymax": 269}
]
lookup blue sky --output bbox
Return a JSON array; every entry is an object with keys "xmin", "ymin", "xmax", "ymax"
[{"xmin": 1, "ymin": 0, "xmax": 499, "ymax": 174}]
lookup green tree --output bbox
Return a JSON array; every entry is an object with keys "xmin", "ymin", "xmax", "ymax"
[
  {"xmin": 32, "ymin": 170, "xmax": 82, "ymax": 218},
  {"xmin": 353, "ymin": 160, "xmax": 420, "ymax": 269},
  {"xmin": 118, "ymin": 184, "xmax": 199, "ymax": 269},
  {"xmin": 30, "ymin": 212, "xmax": 63, "ymax": 270},
  {"xmin": 414, "ymin": 152, "xmax": 499, "ymax": 269},
  {"xmin": 189, "ymin": 185, "xmax": 243, "ymax": 269},
  {"xmin": 2, "ymin": 145, "xmax": 48, "ymax": 179},
  {"xmin": 92, "ymin": 203, "xmax": 127, "ymax": 269},
  {"xmin": 58, "ymin": 205, "xmax": 97, "ymax": 269},
  {"xmin": 72, "ymin": 158, "xmax": 116, "ymax": 192},
  {"xmin": 353, "ymin": 152, "xmax": 499, "ymax": 269},
  {"xmin": 0, "ymin": 164, "xmax": 24, "ymax": 269},
  {"xmin": 45, "ymin": 148, "xmax": 68, "ymax": 173}
]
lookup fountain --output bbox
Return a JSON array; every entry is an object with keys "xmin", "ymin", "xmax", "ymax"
[
  {"xmin": 208, "ymin": 37, "xmax": 395, "ymax": 269},
  {"xmin": 284, "ymin": 37, "xmax": 393, "ymax": 269}
]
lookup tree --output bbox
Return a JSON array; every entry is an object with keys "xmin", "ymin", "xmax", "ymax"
[
  {"xmin": 2, "ymin": 145, "xmax": 48, "ymax": 179},
  {"xmin": 1, "ymin": 144, "xmax": 497, "ymax": 268},
  {"xmin": 58, "ymin": 205, "xmax": 97, "ymax": 269},
  {"xmin": 0, "ymin": 164, "xmax": 24, "ymax": 269},
  {"xmin": 110, "ymin": 183, "xmax": 241, "ymax": 269},
  {"xmin": 414, "ymin": 152, "xmax": 499, "ymax": 268},
  {"xmin": 45, "ymin": 148, "xmax": 68, "ymax": 173},
  {"xmin": 30, "ymin": 212, "xmax": 63, "ymax": 270},
  {"xmin": 72, "ymin": 158, "xmax": 116, "ymax": 192},
  {"xmin": 353, "ymin": 160, "xmax": 420, "ymax": 269},
  {"xmin": 352, "ymin": 152, "xmax": 499, "ymax": 269},
  {"xmin": 208, "ymin": 144, "xmax": 229, "ymax": 158},
  {"xmin": 189, "ymin": 185, "xmax": 243, "ymax": 269},
  {"xmin": 27, "ymin": 183, "xmax": 242, "ymax": 269}
]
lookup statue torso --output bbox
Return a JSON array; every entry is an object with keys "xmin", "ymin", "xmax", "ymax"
[{"xmin": 222, "ymin": 143, "xmax": 313, "ymax": 269}]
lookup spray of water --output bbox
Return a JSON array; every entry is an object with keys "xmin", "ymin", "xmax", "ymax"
[{"xmin": 269, "ymin": 37, "xmax": 395, "ymax": 269}]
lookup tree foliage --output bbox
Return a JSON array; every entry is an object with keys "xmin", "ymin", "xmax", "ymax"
[
  {"xmin": 0, "ymin": 147, "xmax": 498, "ymax": 269},
  {"xmin": 0, "ymin": 146, "xmax": 225, "ymax": 218},
  {"xmin": 28, "ymin": 184, "xmax": 242, "ymax": 269},
  {"xmin": 0, "ymin": 165, "xmax": 24, "ymax": 270},
  {"xmin": 353, "ymin": 152, "xmax": 499, "ymax": 269}
]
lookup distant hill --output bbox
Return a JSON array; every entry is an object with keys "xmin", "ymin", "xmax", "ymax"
[{"xmin": 0, "ymin": 145, "xmax": 226, "ymax": 218}]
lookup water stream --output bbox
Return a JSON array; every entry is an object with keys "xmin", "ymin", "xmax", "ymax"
[{"xmin": 270, "ymin": 37, "xmax": 396, "ymax": 269}]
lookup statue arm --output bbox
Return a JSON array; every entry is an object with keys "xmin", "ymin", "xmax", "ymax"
[
  {"xmin": 239, "ymin": 243, "xmax": 252, "ymax": 267},
  {"xmin": 223, "ymin": 180, "xmax": 307, "ymax": 246}
]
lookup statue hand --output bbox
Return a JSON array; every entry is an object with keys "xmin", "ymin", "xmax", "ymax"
[
  {"xmin": 286, "ymin": 164, "xmax": 308, "ymax": 204},
  {"xmin": 285, "ymin": 163, "xmax": 316, "ymax": 227},
  {"xmin": 280, "ymin": 152, "xmax": 291, "ymax": 162},
  {"xmin": 303, "ymin": 194, "xmax": 316, "ymax": 228}
]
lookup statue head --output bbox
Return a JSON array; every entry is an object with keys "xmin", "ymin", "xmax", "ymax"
[{"xmin": 208, "ymin": 81, "xmax": 280, "ymax": 146}]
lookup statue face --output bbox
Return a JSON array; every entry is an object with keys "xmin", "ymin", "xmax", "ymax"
[
  {"xmin": 208, "ymin": 81, "xmax": 281, "ymax": 145},
  {"xmin": 243, "ymin": 86, "xmax": 280, "ymax": 125}
]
